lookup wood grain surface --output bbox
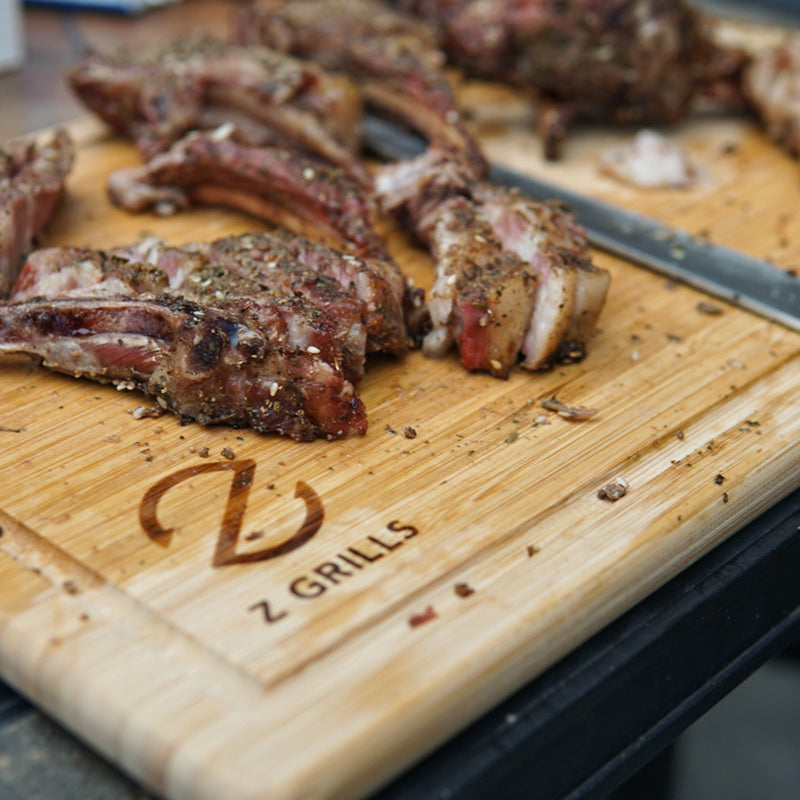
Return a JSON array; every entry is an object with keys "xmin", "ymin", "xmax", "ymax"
[{"xmin": 1, "ymin": 76, "xmax": 800, "ymax": 800}]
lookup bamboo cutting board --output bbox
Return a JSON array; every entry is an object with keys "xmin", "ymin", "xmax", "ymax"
[{"xmin": 2, "ymin": 95, "xmax": 800, "ymax": 800}]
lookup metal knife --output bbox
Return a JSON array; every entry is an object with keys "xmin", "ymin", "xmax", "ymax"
[{"xmin": 363, "ymin": 115, "xmax": 800, "ymax": 334}]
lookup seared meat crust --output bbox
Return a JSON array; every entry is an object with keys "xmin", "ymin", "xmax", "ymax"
[
  {"xmin": 68, "ymin": 31, "xmax": 368, "ymax": 181},
  {"xmin": 233, "ymin": 0, "xmax": 486, "ymax": 166},
  {"xmin": 0, "ymin": 294, "xmax": 366, "ymax": 440}
]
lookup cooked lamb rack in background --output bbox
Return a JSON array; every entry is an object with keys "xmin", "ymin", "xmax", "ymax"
[
  {"xmin": 67, "ymin": 31, "xmax": 371, "ymax": 184},
  {"xmin": 106, "ymin": 125, "xmax": 388, "ymax": 259},
  {"xmin": 0, "ymin": 128, "xmax": 74, "ymax": 298},
  {"xmin": 375, "ymin": 144, "xmax": 610, "ymax": 375},
  {"xmin": 399, "ymin": 0, "xmax": 749, "ymax": 160},
  {"xmin": 231, "ymin": 0, "xmax": 487, "ymax": 168},
  {"xmin": 0, "ymin": 294, "xmax": 367, "ymax": 441}
]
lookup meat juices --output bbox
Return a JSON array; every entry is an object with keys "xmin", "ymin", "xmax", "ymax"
[
  {"xmin": 0, "ymin": 129, "xmax": 74, "ymax": 298},
  {"xmin": 400, "ymin": 0, "xmax": 748, "ymax": 159}
]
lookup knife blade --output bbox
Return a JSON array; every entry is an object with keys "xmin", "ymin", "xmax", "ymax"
[{"xmin": 363, "ymin": 114, "xmax": 800, "ymax": 334}]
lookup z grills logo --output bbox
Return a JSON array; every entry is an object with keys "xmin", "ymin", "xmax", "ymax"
[
  {"xmin": 138, "ymin": 460, "xmax": 419, "ymax": 624},
  {"xmin": 139, "ymin": 459, "xmax": 324, "ymax": 567}
]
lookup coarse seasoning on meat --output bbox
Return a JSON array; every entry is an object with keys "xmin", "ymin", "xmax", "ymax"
[
  {"xmin": 232, "ymin": 0, "xmax": 486, "ymax": 166},
  {"xmin": 0, "ymin": 128, "xmax": 74, "ymax": 298},
  {"xmin": 401, "ymin": 0, "xmax": 748, "ymax": 159},
  {"xmin": 0, "ymin": 295, "xmax": 366, "ymax": 441},
  {"xmin": 68, "ymin": 31, "xmax": 369, "ymax": 183},
  {"xmin": 106, "ymin": 125, "xmax": 387, "ymax": 259},
  {"xmin": 4, "ymin": 228, "xmax": 418, "ymax": 440},
  {"xmin": 199, "ymin": 230, "xmax": 409, "ymax": 359},
  {"xmin": 375, "ymin": 144, "xmax": 609, "ymax": 376}
]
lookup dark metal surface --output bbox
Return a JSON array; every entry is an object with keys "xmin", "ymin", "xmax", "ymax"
[{"xmin": 363, "ymin": 115, "xmax": 800, "ymax": 334}]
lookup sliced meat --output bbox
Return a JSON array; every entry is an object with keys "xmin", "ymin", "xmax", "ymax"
[
  {"xmin": 106, "ymin": 126, "xmax": 386, "ymax": 259},
  {"xmin": 0, "ymin": 128, "xmax": 74, "ymax": 298},
  {"xmin": 401, "ymin": 0, "xmax": 749, "ymax": 159},
  {"xmin": 473, "ymin": 184, "xmax": 610, "ymax": 367},
  {"xmin": 421, "ymin": 195, "xmax": 537, "ymax": 377},
  {"xmin": 232, "ymin": 0, "xmax": 487, "ymax": 166},
  {"xmin": 0, "ymin": 295, "xmax": 367, "ymax": 441},
  {"xmin": 375, "ymin": 144, "xmax": 609, "ymax": 374},
  {"xmin": 68, "ymin": 31, "xmax": 369, "ymax": 182}
]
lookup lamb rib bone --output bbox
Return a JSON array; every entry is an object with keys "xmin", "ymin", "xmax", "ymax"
[
  {"xmin": 68, "ymin": 31, "xmax": 370, "ymax": 183},
  {"xmin": 231, "ymin": 0, "xmax": 487, "ymax": 168},
  {"xmin": 107, "ymin": 125, "xmax": 387, "ymax": 260}
]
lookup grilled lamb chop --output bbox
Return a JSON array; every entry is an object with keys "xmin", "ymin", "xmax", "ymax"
[
  {"xmin": 68, "ymin": 31, "xmax": 370, "ymax": 183},
  {"xmin": 401, "ymin": 0, "xmax": 748, "ymax": 159},
  {"xmin": 0, "ymin": 294, "xmax": 367, "ymax": 441},
  {"xmin": 13, "ymin": 241, "xmax": 358, "ymax": 382},
  {"xmin": 743, "ymin": 34, "xmax": 800, "ymax": 160},
  {"xmin": 106, "ymin": 125, "xmax": 387, "ymax": 259},
  {"xmin": 375, "ymin": 144, "xmax": 609, "ymax": 374},
  {"xmin": 200, "ymin": 231, "xmax": 408, "ymax": 357},
  {"xmin": 0, "ymin": 128, "xmax": 74, "ymax": 298},
  {"xmin": 112, "ymin": 231, "xmax": 410, "ymax": 361},
  {"xmin": 232, "ymin": 0, "xmax": 487, "ymax": 166},
  {"xmin": 14, "ymin": 229, "xmax": 411, "ymax": 378}
]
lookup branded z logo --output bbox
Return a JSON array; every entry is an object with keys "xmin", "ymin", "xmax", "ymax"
[{"xmin": 138, "ymin": 459, "xmax": 324, "ymax": 567}]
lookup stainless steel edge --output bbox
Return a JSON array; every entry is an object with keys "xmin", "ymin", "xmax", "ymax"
[{"xmin": 363, "ymin": 115, "xmax": 800, "ymax": 333}]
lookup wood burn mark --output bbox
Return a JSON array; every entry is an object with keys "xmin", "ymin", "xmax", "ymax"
[{"xmin": 138, "ymin": 460, "xmax": 324, "ymax": 567}]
